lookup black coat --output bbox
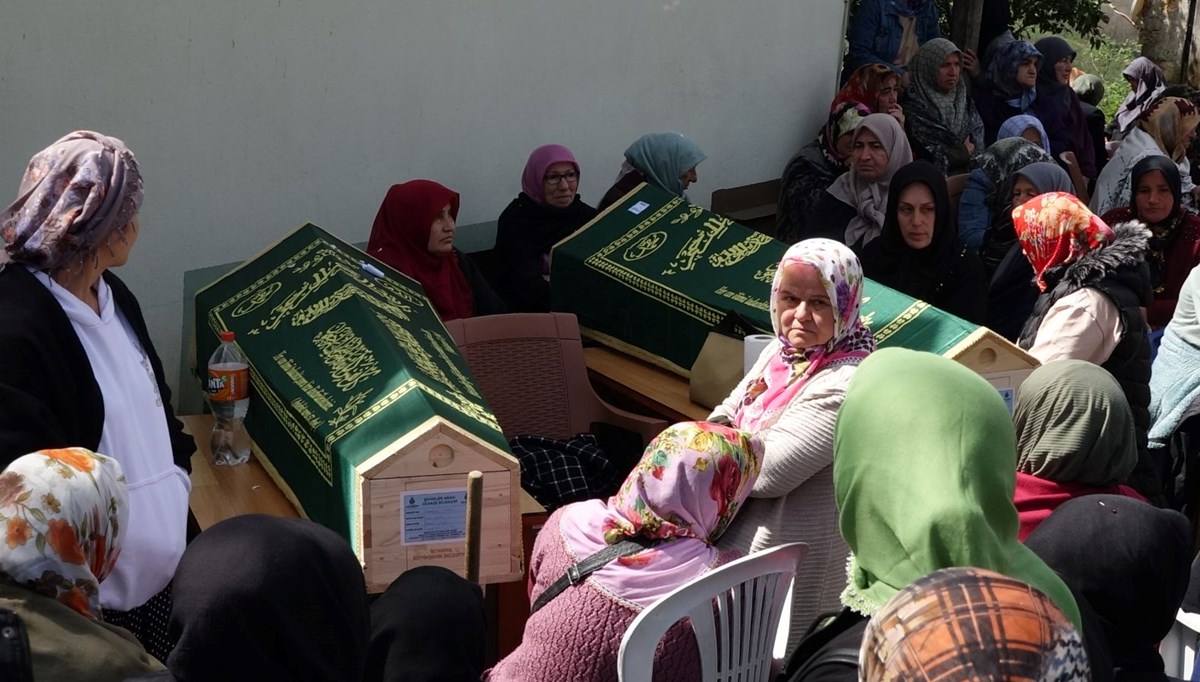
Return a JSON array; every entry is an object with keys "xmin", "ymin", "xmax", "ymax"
[{"xmin": 494, "ymin": 193, "xmax": 596, "ymax": 313}]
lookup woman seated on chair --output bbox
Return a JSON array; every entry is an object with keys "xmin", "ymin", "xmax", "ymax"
[
  {"xmin": 903, "ymin": 38, "xmax": 986, "ymax": 175},
  {"xmin": 1029, "ymin": 36, "xmax": 1097, "ymax": 181},
  {"xmin": 367, "ymin": 179, "xmax": 505, "ymax": 321},
  {"xmin": 956, "ymin": 136, "xmax": 1053, "ymax": 269},
  {"xmin": 486, "ymin": 421, "xmax": 761, "ymax": 682},
  {"xmin": 1012, "ymin": 360, "xmax": 1146, "ymax": 541},
  {"xmin": 712, "ymin": 239, "xmax": 875, "ymax": 653},
  {"xmin": 494, "ymin": 144, "xmax": 597, "ymax": 313},
  {"xmin": 972, "ymin": 38, "xmax": 1042, "ymax": 144},
  {"xmin": 862, "ymin": 160, "xmax": 987, "ymax": 323},
  {"xmin": 1091, "ymin": 97, "xmax": 1200, "ymax": 216},
  {"xmin": 798, "ymin": 114, "xmax": 913, "ymax": 251},
  {"xmin": 781, "ymin": 349, "xmax": 1086, "ymax": 681},
  {"xmin": 596, "ymin": 132, "xmax": 706, "ymax": 211},
  {"xmin": 1100, "ymin": 155, "xmax": 1200, "ymax": 328}
]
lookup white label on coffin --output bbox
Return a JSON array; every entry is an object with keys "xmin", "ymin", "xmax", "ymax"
[{"xmin": 401, "ymin": 488, "xmax": 468, "ymax": 545}]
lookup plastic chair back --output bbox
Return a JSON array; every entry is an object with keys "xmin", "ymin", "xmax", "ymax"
[{"xmin": 617, "ymin": 543, "xmax": 808, "ymax": 682}]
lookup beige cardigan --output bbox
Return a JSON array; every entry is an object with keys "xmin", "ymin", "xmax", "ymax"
[{"xmin": 712, "ymin": 341, "xmax": 859, "ymax": 654}]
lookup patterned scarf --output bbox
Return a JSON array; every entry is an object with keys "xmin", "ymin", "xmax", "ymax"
[
  {"xmin": 1115, "ymin": 56, "xmax": 1168, "ymax": 134},
  {"xmin": 1138, "ymin": 96, "xmax": 1200, "ymax": 163},
  {"xmin": 861, "ymin": 567, "xmax": 1089, "ymax": 681},
  {"xmin": 832, "ymin": 63, "xmax": 900, "ymax": 115},
  {"xmin": 988, "ymin": 39, "xmax": 1041, "ymax": 111},
  {"xmin": 556, "ymin": 422, "xmax": 761, "ymax": 608},
  {"xmin": 998, "ymin": 114, "xmax": 1050, "ymax": 153},
  {"xmin": 735, "ymin": 238, "xmax": 875, "ymax": 432},
  {"xmin": 0, "ymin": 449, "xmax": 127, "ymax": 619},
  {"xmin": 817, "ymin": 101, "xmax": 871, "ymax": 167},
  {"xmin": 0, "ymin": 131, "xmax": 143, "ymax": 272},
  {"xmin": 906, "ymin": 38, "xmax": 975, "ymax": 144},
  {"xmin": 1014, "ymin": 192, "xmax": 1115, "ymax": 291}
]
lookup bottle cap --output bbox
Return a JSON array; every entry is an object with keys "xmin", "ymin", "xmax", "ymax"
[{"xmin": 219, "ymin": 330, "xmax": 236, "ymax": 342}]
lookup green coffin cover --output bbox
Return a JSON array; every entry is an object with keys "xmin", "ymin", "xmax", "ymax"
[
  {"xmin": 195, "ymin": 223, "xmax": 508, "ymax": 549},
  {"xmin": 551, "ymin": 183, "xmax": 980, "ymax": 374}
]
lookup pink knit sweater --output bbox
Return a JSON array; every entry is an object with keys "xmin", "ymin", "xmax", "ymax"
[{"xmin": 485, "ymin": 509, "xmax": 701, "ymax": 682}]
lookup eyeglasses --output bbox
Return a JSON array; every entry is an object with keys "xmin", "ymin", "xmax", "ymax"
[{"xmin": 544, "ymin": 171, "xmax": 579, "ymax": 185}]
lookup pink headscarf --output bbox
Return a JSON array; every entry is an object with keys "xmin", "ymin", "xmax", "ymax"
[
  {"xmin": 521, "ymin": 144, "xmax": 580, "ymax": 204},
  {"xmin": 556, "ymin": 422, "xmax": 762, "ymax": 608},
  {"xmin": 736, "ymin": 239, "xmax": 876, "ymax": 432}
]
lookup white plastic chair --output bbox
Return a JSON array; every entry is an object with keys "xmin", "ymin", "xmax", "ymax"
[
  {"xmin": 616, "ymin": 542, "xmax": 808, "ymax": 682},
  {"xmin": 1162, "ymin": 609, "xmax": 1200, "ymax": 678}
]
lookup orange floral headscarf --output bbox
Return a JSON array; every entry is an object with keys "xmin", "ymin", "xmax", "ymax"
[
  {"xmin": 0, "ymin": 449, "xmax": 127, "ymax": 619},
  {"xmin": 1013, "ymin": 192, "xmax": 1115, "ymax": 291}
]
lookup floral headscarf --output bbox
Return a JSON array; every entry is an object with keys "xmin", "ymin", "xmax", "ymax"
[
  {"xmin": 1014, "ymin": 192, "xmax": 1115, "ymax": 291},
  {"xmin": 818, "ymin": 101, "xmax": 871, "ymax": 167},
  {"xmin": 1138, "ymin": 96, "xmax": 1200, "ymax": 163},
  {"xmin": 735, "ymin": 239, "xmax": 876, "ymax": 432},
  {"xmin": 861, "ymin": 567, "xmax": 1089, "ymax": 681},
  {"xmin": 988, "ymin": 39, "xmax": 1042, "ymax": 111},
  {"xmin": 0, "ymin": 449, "xmax": 127, "ymax": 619},
  {"xmin": 556, "ymin": 421, "xmax": 762, "ymax": 608},
  {"xmin": 0, "ymin": 131, "xmax": 143, "ymax": 272},
  {"xmin": 832, "ymin": 63, "xmax": 901, "ymax": 115}
]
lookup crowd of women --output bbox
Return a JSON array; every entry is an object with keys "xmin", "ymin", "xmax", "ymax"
[{"xmin": 2, "ymin": 0, "xmax": 1200, "ymax": 680}]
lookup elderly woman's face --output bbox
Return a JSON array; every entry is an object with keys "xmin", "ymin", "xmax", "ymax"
[
  {"xmin": 852, "ymin": 128, "xmax": 888, "ymax": 182},
  {"xmin": 776, "ymin": 262, "xmax": 835, "ymax": 349},
  {"xmin": 426, "ymin": 203, "xmax": 456, "ymax": 256},
  {"xmin": 680, "ymin": 167, "xmax": 698, "ymax": 191},
  {"xmin": 1016, "ymin": 57, "xmax": 1039, "ymax": 88},
  {"xmin": 542, "ymin": 162, "xmax": 579, "ymax": 209},
  {"xmin": 1054, "ymin": 56, "xmax": 1073, "ymax": 85},
  {"xmin": 936, "ymin": 53, "xmax": 962, "ymax": 92},
  {"xmin": 105, "ymin": 217, "xmax": 140, "ymax": 268}
]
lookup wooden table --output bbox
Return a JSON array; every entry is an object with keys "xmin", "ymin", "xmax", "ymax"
[
  {"xmin": 181, "ymin": 414, "xmax": 546, "ymax": 662},
  {"xmin": 583, "ymin": 346, "xmax": 712, "ymax": 422}
]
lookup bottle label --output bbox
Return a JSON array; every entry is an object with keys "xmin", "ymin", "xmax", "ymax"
[{"xmin": 207, "ymin": 366, "xmax": 249, "ymax": 401}]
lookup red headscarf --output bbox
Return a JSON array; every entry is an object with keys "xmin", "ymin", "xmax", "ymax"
[
  {"xmin": 832, "ymin": 63, "xmax": 901, "ymax": 114},
  {"xmin": 367, "ymin": 180, "xmax": 474, "ymax": 320},
  {"xmin": 1013, "ymin": 192, "xmax": 1116, "ymax": 292}
]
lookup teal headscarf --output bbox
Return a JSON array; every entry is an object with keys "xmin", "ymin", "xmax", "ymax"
[
  {"xmin": 834, "ymin": 348, "xmax": 1081, "ymax": 628},
  {"xmin": 623, "ymin": 132, "xmax": 706, "ymax": 198}
]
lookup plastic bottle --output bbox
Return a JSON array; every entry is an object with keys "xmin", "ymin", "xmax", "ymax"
[{"xmin": 206, "ymin": 330, "xmax": 251, "ymax": 466}]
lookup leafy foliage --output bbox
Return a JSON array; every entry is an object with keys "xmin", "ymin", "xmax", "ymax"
[{"xmin": 846, "ymin": 0, "xmax": 1111, "ymax": 48}]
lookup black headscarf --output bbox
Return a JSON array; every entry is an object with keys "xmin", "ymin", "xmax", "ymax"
[
  {"xmin": 1127, "ymin": 155, "xmax": 1186, "ymax": 292},
  {"xmin": 365, "ymin": 566, "xmax": 486, "ymax": 682},
  {"xmin": 1034, "ymin": 36, "xmax": 1077, "ymax": 94},
  {"xmin": 1026, "ymin": 495, "xmax": 1192, "ymax": 679},
  {"xmin": 863, "ymin": 160, "xmax": 956, "ymax": 300},
  {"xmin": 167, "ymin": 515, "xmax": 370, "ymax": 681}
]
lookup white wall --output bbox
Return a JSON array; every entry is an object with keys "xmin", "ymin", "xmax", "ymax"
[{"xmin": 0, "ymin": 0, "xmax": 847, "ymax": 399}]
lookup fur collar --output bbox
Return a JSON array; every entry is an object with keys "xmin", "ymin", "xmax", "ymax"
[{"xmin": 1049, "ymin": 221, "xmax": 1151, "ymax": 291}]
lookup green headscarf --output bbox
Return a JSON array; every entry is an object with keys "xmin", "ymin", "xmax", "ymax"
[
  {"xmin": 1014, "ymin": 360, "xmax": 1137, "ymax": 486},
  {"xmin": 833, "ymin": 348, "xmax": 1081, "ymax": 628},
  {"xmin": 623, "ymin": 132, "xmax": 706, "ymax": 198}
]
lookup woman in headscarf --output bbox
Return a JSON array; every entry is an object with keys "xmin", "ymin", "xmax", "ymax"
[
  {"xmin": 860, "ymin": 568, "xmax": 1089, "ymax": 682},
  {"xmin": 777, "ymin": 101, "xmax": 870, "ymax": 244},
  {"xmin": 800, "ymin": 114, "xmax": 913, "ymax": 251},
  {"xmin": 974, "ymin": 38, "xmax": 1043, "ymax": 144},
  {"xmin": 862, "ymin": 160, "xmax": 987, "ymax": 323},
  {"xmin": 1109, "ymin": 56, "xmax": 1168, "ymax": 142},
  {"xmin": 486, "ymin": 421, "xmax": 761, "ymax": 682},
  {"xmin": 596, "ymin": 132, "xmax": 706, "ymax": 211},
  {"xmin": 1149, "ymin": 265, "xmax": 1200, "ymax": 513},
  {"xmin": 1072, "ymin": 73, "xmax": 1114, "ymax": 176},
  {"xmin": 1015, "ymin": 193, "xmax": 1160, "ymax": 500},
  {"xmin": 0, "ymin": 131, "xmax": 195, "ymax": 661},
  {"xmin": 1012, "ymin": 360, "xmax": 1147, "ymax": 540},
  {"xmin": 957, "ymin": 136, "xmax": 1054, "ymax": 268},
  {"xmin": 985, "ymin": 161, "xmax": 1076, "ymax": 340},
  {"xmin": 780, "ymin": 349, "xmax": 1083, "ymax": 680},
  {"xmin": 841, "ymin": 0, "xmax": 940, "ymax": 79},
  {"xmin": 167, "ymin": 515, "xmax": 370, "ymax": 681},
  {"xmin": 494, "ymin": 144, "xmax": 597, "ymax": 312},
  {"xmin": 831, "ymin": 63, "xmax": 904, "ymax": 126},
  {"xmin": 999, "ymin": 113, "xmax": 1052, "ymax": 152},
  {"xmin": 1030, "ymin": 36, "xmax": 1098, "ymax": 179},
  {"xmin": 904, "ymin": 38, "xmax": 986, "ymax": 175},
  {"xmin": 1092, "ymin": 97, "xmax": 1200, "ymax": 216},
  {"xmin": 712, "ymin": 239, "xmax": 875, "ymax": 651},
  {"xmin": 367, "ymin": 179, "xmax": 505, "ymax": 321},
  {"xmin": 1100, "ymin": 155, "xmax": 1200, "ymax": 327},
  {"xmin": 1027, "ymin": 495, "xmax": 1192, "ymax": 681},
  {"xmin": 0, "ymin": 449, "xmax": 164, "ymax": 681}
]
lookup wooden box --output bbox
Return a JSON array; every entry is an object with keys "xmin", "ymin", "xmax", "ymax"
[{"xmin": 195, "ymin": 223, "xmax": 522, "ymax": 589}]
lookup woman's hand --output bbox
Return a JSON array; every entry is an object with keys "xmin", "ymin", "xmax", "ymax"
[
  {"xmin": 962, "ymin": 49, "xmax": 981, "ymax": 78},
  {"xmin": 887, "ymin": 103, "xmax": 905, "ymax": 128}
]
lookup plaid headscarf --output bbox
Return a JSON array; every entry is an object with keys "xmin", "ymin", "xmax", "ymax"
[
  {"xmin": 860, "ymin": 567, "xmax": 1089, "ymax": 681},
  {"xmin": 1014, "ymin": 192, "xmax": 1115, "ymax": 291},
  {"xmin": 0, "ymin": 131, "xmax": 143, "ymax": 272}
]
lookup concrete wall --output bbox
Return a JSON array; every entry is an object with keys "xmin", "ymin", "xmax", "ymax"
[{"xmin": 0, "ymin": 0, "xmax": 847, "ymax": 401}]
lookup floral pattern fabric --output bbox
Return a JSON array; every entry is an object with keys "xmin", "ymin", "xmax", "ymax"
[
  {"xmin": 0, "ymin": 448, "xmax": 127, "ymax": 619},
  {"xmin": 1014, "ymin": 192, "xmax": 1116, "ymax": 291},
  {"xmin": 0, "ymin": 131, "xmax": 143, "ymax": 272}
]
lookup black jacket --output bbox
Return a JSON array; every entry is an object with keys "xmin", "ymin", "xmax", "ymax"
[
  {"xmin": 494, "ymin": 193, "xmax": 596, "ymax": 313},
  {"xmin": 0, "ymin": 265, "xmax": 194, "ymax": 473}
]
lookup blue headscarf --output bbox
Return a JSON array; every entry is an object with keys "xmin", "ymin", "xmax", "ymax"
[
  {"xmin": 988, "ymin": 39, "xmax": 1042, "ymax": 111},
  {"xmin": 999, "ymin": 114, "xmax": 1051, "ymax": 153},
  {"xmin": 623, "ymin": 132, "xmax": 707, "ymax": 198}
]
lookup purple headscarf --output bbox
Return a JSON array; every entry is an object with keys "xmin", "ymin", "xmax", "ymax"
[
  {"xmin": 0, "ymin": 131, "xmax": 143, "ymax": 272},
  {"xmin": 520, "ymin": 144, "xmax": 580, "ymax": 204}
]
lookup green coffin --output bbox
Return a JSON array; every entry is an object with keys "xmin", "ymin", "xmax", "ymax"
[
  {"xmin": 551, "ymin": 183, "xmax": 986, "ymax": 374},
  {"xmin": 195, "ymin": 223, "xmax": 511, "ymax": 549}
]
